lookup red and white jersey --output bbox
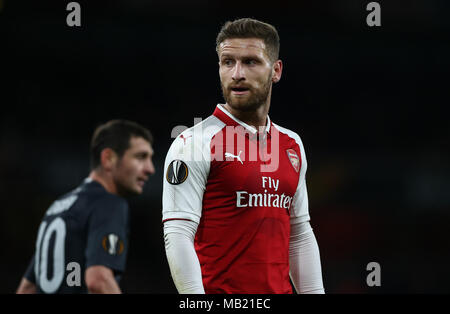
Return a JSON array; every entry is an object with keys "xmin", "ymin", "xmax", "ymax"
[{"xmin": 163, "ymin": 104, "xmax": 310, "ymax": 294}]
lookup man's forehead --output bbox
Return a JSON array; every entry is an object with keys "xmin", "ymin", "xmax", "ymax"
[
  {"xmin": 219, "ymin": 38, "xmax": 267, "ymax": 53},
  {"xmin": 129, "ymin": 136, "xmax": 152, "ymax": 153}
]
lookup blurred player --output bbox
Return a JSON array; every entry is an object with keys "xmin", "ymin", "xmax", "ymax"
[
  {"xmin": 16, "ymin": 120, "xmax": 155, "ymax": 294},
  {"xmin": 163, "ymin": 18, "xmax": 325, "ymax": 293}
]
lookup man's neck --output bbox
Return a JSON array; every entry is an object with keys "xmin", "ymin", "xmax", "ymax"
[
  {"xmin": 89, "ymin": 170, "xmax": 118, "ymax": 195},
  {"xmin": 223, "ymin": 102, "xmax": 270, "ymax": 133}
]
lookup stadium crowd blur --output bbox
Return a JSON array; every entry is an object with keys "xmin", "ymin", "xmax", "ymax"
[{"xmin": 1, "ymin": 0, "xmax": 449, "ymax": 293}]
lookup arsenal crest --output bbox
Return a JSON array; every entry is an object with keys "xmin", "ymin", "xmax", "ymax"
[{"xmin": 286, "ymin": 149, "xmax": 300, "ymax": 173}]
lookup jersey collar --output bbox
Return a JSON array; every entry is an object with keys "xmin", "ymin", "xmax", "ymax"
[{"xmin": 213, "ymin": 104, "xmax": 272, "ymax": 135}]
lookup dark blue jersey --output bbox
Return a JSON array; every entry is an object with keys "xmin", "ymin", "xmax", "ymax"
[{"xmin": 24, "ymin": 178, "xmax": 129, "ymax": 293}]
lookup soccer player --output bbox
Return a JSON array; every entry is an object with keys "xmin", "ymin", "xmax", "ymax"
[
  {"xmin": 163, "ymin": 18, "xmax": 325, "ymax": 293},
  {"xmin": 16, "ymin": 120, "xmax": 155, "ymax": 294}
]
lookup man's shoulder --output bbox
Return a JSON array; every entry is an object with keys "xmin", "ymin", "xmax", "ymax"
[
  {"xmin": 180, "ymin": 115, "xmax": 226, "ymax": 141},
  {"xmin": 90, "ymin": 191, "xmax": 128, "ymax": 213},
  {"xmin": 44, "ymin": 181, "xmax": 89, "ymax": 217},
  {"xmin": 272, "ymin": 122, "xmax": 304, "ymax": 146},
  {"xmin": 72, "ymin": 181, "xmax": 128, "ymax": 217},
  {"xmin": 167, "ymin": 115, "xmax": 226, "ymax": 157}
]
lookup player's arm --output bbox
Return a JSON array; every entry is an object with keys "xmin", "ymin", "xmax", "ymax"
[
  {"xmin": 16, "ymin": 254, "xmax": 37, "ymax": 294},
  {"xmin": 164, "ymin": 219, "xmax": 204, "ymax": 293},
  {"xmin": 85, "ymin": 196, "xmax": 129, "ymax": 294},
  {"xmin": 85, "ymin": 265, "xmax": 121, "ymax": 294},
  {"xmin": 289, "ymin": 138, "xmax": 325, "ymax": 294},
  {"xmin": 16, "ymin": 278, "xmax": 37, "ymax": 294},
  {"xmin": 289, "ymin": 220, "xmax": 324, "ymax": 294},
  {"xmin": 162, "ymin": 131, "xmax": 209, "ymax": 294}
]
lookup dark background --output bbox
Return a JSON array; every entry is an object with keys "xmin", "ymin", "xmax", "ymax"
[{"xmin": 1, "ymin": 0, "xmax": 449, "ymax": 293}]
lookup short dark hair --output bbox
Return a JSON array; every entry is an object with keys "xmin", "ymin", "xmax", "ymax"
[
  {"xmin": 216, "ymin": 18, "xmax": 280, "ymax": 62},
  {"xmin": 90, "ymin": 119, "xmax": 153, "ymax": 170}
]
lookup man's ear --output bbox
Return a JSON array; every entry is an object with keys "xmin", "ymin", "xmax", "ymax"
[
  {"xmin": 100, "ymin": 148, "xmax": 118, "ymax": 171},
  {"xmin": 272, "ymin": 60, "xmax": 283, "ymax": 83}
]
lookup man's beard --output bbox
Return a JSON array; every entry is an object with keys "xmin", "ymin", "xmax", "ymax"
[{"xmin": 221, "ymin": 75, "xmax": 272, "ymax": 112}]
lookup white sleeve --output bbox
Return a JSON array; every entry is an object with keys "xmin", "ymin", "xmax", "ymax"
[
  {"xmin": 164, "ymin": 219, "xmax": 205, "ymax": 294},
  {"xmin": 162, "ymin": 131, "xmax": 210, "ymax": 223},
  {"xmin": 289, "ymin": 220, "xmax": 325, "ymax": 294},
  {"xmin": 290, "ymin": 135, "xmax": 310, "ymax": 223}
]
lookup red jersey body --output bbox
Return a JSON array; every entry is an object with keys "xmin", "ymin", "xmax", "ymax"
[{"xmin": 163, "ymin": 104, "xmax": 310, "ymax": 294}]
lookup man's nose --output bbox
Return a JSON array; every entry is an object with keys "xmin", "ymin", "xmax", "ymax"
[
  {"xmin": 232, "ymin": 62, "xmax": 245, "ymax": 81},
  {"xmin": 145, "ymin": 159, "xmax": 156, "ymax": 176}
]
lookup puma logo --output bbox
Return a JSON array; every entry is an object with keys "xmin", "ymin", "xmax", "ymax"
[
  {"xmin": 180, "ymin": 134, "xmax": 192, "ymax": 145},
  {"xmin": 225, "ymin": 151, "xmax": 243, "ymax": 164}
]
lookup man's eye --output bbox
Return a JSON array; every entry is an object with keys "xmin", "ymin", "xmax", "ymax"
[
  {"xmin": 223, "ymin": 59, "xmax": 234, "ymax": 66},
  {"xmin": 245, "ymin": 59, "xmax": 257, "ymax": 65}
]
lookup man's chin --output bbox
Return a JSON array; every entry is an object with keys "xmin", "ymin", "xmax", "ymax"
[
  {"xmin": 132, "ymin": 186, "xmax": 144, "ymax": 195},
  {"xmin": 227, "ymin": 99, "xmax": 261, "ymax": 112},
  {"xmin": 117, "ymin": 185, "xmax": 143, "ymax": 197}
]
